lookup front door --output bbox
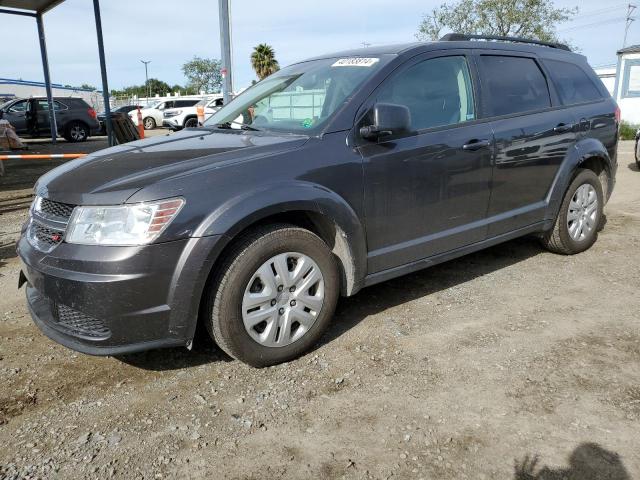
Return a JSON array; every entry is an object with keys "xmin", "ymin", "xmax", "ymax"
[
  {"xmin": 359, "ymin": 53, "xmax": 494, "ymax": 273},
  {"xmin": 4, "ymin": 99, "xmax": 29, "ymax": 133}
]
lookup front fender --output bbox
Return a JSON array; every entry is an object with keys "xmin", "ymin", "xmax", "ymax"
[
  {"xmin": 545, "ymin": 138, "xmax": 614, "ymax": 222},
  {"xmin": 194, "ymin": 181, "xmax": 367, "ymax": 296}
]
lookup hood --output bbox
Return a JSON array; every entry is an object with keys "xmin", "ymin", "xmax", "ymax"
[{"xmin": 35, "ymin": 129, "xmax": 308, "ymax": 205}]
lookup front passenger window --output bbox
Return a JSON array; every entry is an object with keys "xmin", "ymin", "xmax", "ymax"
[{"xmin": 377, "ymin": 56, "xmax": 476, "ymax": 131}]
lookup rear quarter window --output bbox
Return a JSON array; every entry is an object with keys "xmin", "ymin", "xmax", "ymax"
[
  {"xmin": 544, "ymin": 59, "xmax": 603, "ymax": 105},
  {"xmin": 477, "ymin": 55, "xmax": 551, "ymax": 117}
]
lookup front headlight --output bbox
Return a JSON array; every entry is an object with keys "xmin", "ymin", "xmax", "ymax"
[
  {"xmin": 164, "ymin": 110, "xmax": 182, "ymax": 118},
  {"xmin": 65, "ymin": 198, "xmax": 184, "ymax": 246}
]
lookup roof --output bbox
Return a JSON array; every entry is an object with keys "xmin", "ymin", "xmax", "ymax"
[
  {"xmin": 303, "ymin": 39, "xmax": 582, "ymax": 64},
  {"xmin": 617, "ymin": 45, "xmax": 640, "ymax": 55},
  {"xmin": 0, "ymin": 0, "xmax": 65, "ymax": 14},
  {"xmin": 0, "ymin": 78, "xmax": 98, "ymax": 92}
]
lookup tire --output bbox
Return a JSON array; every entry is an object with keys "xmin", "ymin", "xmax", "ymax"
[
  {"xmin": 635, "ymin": 139, "xmax": 640, "ymax": 169},
  {"xmin": 143, "ymin": 117, "xmax": 156, "ymax": 130},
  {"xmin": 205, "ymin": 224, "xmax": 340, "ymax": 367},
  {"xmin": 63, "ymin": 121, "xmax": 88, "ymax": 142},
  {"xmin": 184, "ymin": 117, "xmax": 198, "ymax": 128},
  {"xmin": 541, "ymin": 169, "xmax": 604, "ymax": 255}
]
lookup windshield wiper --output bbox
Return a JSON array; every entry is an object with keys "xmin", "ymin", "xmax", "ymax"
[{"xmin": 212, "ymin": 120, "xmax": 261, "ymax": 131}]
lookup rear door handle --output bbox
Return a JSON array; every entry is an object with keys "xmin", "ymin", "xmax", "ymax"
[
  {"xmin": 553, "ymin": 123, "xmax": 574, "ymax": 133},
  {"xmin": 462, "ymin": 139, "xmax": 491, "ymax": 151}
]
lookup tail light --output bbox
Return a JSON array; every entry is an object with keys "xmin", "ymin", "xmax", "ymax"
[
  {"xmin": 615, "ymin": 104, "xmax": 621, "ymax": 124},
  {"xmin": 88, "ymin": 108, "xmax": 97, "ymax": 120}
]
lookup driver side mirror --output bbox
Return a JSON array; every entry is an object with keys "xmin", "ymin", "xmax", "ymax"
[{"xmin": 360, "ymin": 102, "xmax": 411, "ymax": 140}]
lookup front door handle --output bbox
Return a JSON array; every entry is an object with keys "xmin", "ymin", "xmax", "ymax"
[
  {"xmin": 462, "ymin": 139, "xmax": 491, "ymax": 151},
  {"xmin": 553, "ymin": 123, "xmax": 574, "ymax": 133}
]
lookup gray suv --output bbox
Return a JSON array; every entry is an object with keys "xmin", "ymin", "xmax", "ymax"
[
  {"xmin": 18, "ymin": 34, "xmax": 618, "ymax": 366},
  {"xmin": 0, "ymin": 97, "xmax": 100, "ymax": 142}
]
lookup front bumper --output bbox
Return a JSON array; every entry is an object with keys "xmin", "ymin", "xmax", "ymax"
[
  {"xmin": 163, "ymin": 118, "xmax": 182, "ymax": 130},
  {"xmin": 18, "ymin": 233, "xmax": 224, "ymax": 356}
]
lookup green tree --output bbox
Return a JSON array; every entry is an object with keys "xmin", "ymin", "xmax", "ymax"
[
  {"xmin": 181, "ymin": 56, "xmax": 222, "ymax": 94},
  {"xmin": 80, "ymin": 83, "xmax": 96, "ymax": 90},
  {"xmin": 416, "ymin": 0, "xmax": 577, "ymax": 44},
  {"xmin": 146, "ymin": 78, "xmax": 172, "ymax": 96},
  {"xmin": 251, "ymin": 44, "xmax": 280, "ymax": 81}
]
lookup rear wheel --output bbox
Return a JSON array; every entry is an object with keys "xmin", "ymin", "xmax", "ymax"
[
  {"xmin": 143, "ymin": 117, "xmax": 156, "ymax": 130},
  {"xmin": 63, "ymin": 121, "xmax": 88, "ymax": 142},
  {"xmin": 541, "ymin": 169, "xmax": 603, "ymax": 255},
  {"xmin": 635, "ymin": 139, "xmax": 640, "ymax": 169},
  {"xmin": 205, "ymin": 225, "xmax": 340, "ymax": 367}
]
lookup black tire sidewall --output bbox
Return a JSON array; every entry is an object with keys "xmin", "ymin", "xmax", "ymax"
[
  {"xmin": 210, "ymin": 227, "xmax": 339, "ymax": 367},
  {"xmin": 64, "ymin": 122, "xmax": 87, "ymax": 142},
  {"xmin": 143, "ymin": 117, "xmax": 155, "ymax": 130},
  {"xmin": 556, "ymin": 170, "xmax": 604, "ymax": 254},
  {"xmin": 185, "ymin": 118, "xmax": 198, "ymax": 128}
]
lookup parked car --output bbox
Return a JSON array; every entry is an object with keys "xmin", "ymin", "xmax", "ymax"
[
  {"xmin": 0, "ymin": 97, "xmax": 99, "ymax": 142},
  {"xmin": 130, "ymin": 99, "xmax": 202, "ymax": 130},
  {"xmin": 163, "ymin": 96, "xmax": 223, "ymax": 130},
  {"xmin": 97, "ymin": 105, "xmax": 142, "ymax": 134},
  {"xmin": 635, "ymin": 128, "xmax": 640, "ymax": 168},
  {"xmin": 18, "ymin": 34, "xmax": 618, "ymax": 366}
]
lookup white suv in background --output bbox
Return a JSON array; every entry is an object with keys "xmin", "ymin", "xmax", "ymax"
[
  {"xmin": 130, "ymin": 98, "xmax": 201, "ymax": 130},
  {"xmin": 163, "ymin": 96, "xmax": 224, "ymax": 130}
]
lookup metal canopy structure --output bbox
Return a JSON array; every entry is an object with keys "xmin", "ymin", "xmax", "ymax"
[{"xmin": 0, "ymin": 0, "xmax": 113, "ymax": 145}]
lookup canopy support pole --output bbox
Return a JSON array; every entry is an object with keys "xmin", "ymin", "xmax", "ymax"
[
  {"xmin": 93, "ymin": 0, "xmax": 114, "ymax": 146},
  {"xmin": 36, "ymin": 12, "xmax": 57, "ymax": 144}
]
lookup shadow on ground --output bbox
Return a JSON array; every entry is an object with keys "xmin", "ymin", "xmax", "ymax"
[
  {"xmin": 627, "ymin": 162, "xmax": 639, "ymax": 172},
  {"xmin": 514, "ymin": 443, "xmax": 631, "ymax": 480},
  {"xmin": 319, "ymin": 235, "xmax": 543, "ymax": 349},
  {"xmin": 119, "ymin": 236, "xmax": 543, "ymax": 371}
]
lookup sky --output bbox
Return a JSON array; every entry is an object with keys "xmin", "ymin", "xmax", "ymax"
[{"xmin": 0, "ymin": 0, "xmax": 637, "ymax": 92}]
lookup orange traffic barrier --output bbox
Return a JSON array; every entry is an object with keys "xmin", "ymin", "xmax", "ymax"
[
  {"xmin": 136, "ymin": 107, "xmax": 145, "ymax": 139},
  {"xmin": 0, "ymin": 153, "xmax": 87, "ymax": 160},
  {"xmin": 196, "ymin": 104, "xmax": 205, "ymax": 126}
]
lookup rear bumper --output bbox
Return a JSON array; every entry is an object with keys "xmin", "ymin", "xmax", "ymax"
[{"xmin": 18, "ymin": 233, "xmax": 224, "ymax": 356}]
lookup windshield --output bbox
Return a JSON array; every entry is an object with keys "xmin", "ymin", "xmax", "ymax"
[
  {"xmin": 205, "ymin": 56, "xmax": 389, "ymax": 133},
  {"xmin": 0, "ymin": 100, "xmax": 15, "ymax": 111},
  {"xmin": 146, "ymin": 101, "xmax": 162, "ymax": 110}
]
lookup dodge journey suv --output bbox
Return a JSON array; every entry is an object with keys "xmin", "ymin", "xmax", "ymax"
[{"xmin": 18, "ymin": 34, "xmax": 618, "ymax": 367}]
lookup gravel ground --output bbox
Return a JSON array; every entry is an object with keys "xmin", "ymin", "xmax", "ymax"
[{"xmin": 0, "ymin": 142, "xmax": 638, "ymax": 480}]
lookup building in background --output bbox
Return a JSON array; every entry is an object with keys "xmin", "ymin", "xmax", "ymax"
[
  {"xmin": 611, "ymin": 45, "xmax": 640, "ymax": 124},
  {"xmin": 594, "ymin": 66, "xmax": 616, "ymax": 95},
  {"xmin": 0, "ymin": 78, "xmax": 102, "ymax": 109}
]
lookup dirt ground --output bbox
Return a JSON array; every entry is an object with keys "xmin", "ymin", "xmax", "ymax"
[{"xmin": 0, "ymin": 142, "xmax": 638, "ymax": 480}]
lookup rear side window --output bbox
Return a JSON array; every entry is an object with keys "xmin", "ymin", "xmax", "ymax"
[
  {"xmin": 544, "ymin": 59, "xmax": 603, "ymax": 104},
  {"xmin": 478, "ymin": 55, "xmax": 551, "ymax": 117}
]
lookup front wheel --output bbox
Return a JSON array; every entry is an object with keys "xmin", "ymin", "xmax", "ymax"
[
  {"xmin": 541, "ymin": 169, "xmax": 603, "ymax": 255},
  {"xmin": 205, "ymin": 225, "xmax": 340, "ymax": 367},
  {"xmin": 184, "ymin": 117, "xmax": 198, "ymax": 128}
]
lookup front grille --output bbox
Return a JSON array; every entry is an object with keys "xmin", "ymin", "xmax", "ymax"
[
  {"xmin": 31, "ymin": 223, "xmax": 64, "ymax": 247},
  {"xmin": 39, "ymin": 198, "xmax": 75, "ymax": 221},
  {"xmin": 52, "ymin": 303, "xmax": 111, "ymax": 339},
  {"xmin": 27, "ymin": 197, "xmax": 76, "ymax": 253}
]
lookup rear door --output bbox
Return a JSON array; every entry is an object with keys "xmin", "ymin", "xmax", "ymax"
[
  {"xmin": 359, "ymin": 51, "xmax": 495, "ymax": 273},
  {"xmin": 35, "ymin": 99, "xmax": 68, "ymax": 132},
  {"xmin": 475, "ymin": 52, "xmax": 578, "ymax": 236}
]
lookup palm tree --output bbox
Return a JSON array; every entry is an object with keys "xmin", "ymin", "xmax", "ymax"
[{"xmin": 251, "ymin": 44, "xmax": 280, "ymax": 81}]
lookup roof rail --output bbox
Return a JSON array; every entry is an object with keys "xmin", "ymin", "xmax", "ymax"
[{"xmin": 440, "ymin": 33, "xmax": 571, "ymax": 51}]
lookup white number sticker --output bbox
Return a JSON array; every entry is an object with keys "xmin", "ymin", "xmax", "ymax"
[{"xmin": 332, "ymin": 57, "xmax": 380, "ymax": 67}]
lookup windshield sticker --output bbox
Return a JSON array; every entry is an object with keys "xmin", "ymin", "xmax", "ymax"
[
  {"xmin": 301, "ymin": 118, "xmax": 314, "ymax": 128},
  {"xmin": 332, "ymin": 57, "xmax": 380, "ymax": 67}
]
